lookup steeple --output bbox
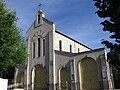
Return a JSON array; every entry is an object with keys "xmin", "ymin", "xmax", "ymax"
[
  {"xmin": 37, "ymin": 9, "xmax": 45, "ymax": 18},
  {"xmin": 35, "ymin": 4, "xmax": 45, "ymax": 26}
]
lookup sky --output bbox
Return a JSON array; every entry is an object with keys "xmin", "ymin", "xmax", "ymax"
[{"xmin": 5, "ymin": 0, "xmax": 110, "ymax": 49}]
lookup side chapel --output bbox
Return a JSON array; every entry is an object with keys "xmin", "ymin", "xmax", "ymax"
[{"xmin": 13, "ymin": 10, "xmax": 113, "ymax": 90}]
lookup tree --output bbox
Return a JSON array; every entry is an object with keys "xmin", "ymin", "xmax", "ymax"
[
  {"xmin": 94, "ymin": 0, "xmax": 120, "ymax": 88},
  {"xmin": 94, "ymin": 0, "xmax": 120, "ymax": 69},
  {"xmin": 0, "ymin": 0, "xmax": 27, "ymax": 79}
]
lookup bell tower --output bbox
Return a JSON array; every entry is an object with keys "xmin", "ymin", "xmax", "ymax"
[{"xmin": 35, "ymin": 9, "xmax": 45, "ymax": 26}]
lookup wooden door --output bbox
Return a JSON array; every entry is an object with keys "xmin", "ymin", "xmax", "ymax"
[{"xmin": 80, "ymin": 58, "xmax": 99, "ymax": 90}]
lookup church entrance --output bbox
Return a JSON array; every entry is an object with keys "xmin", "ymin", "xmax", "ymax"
[
  {"xmin": 60, "ymin": 68, "xmax": 69, "ymax": 89},
  {"xmin": 17, "ymin": 71, "xmax": 24, "ymax": 88},
  {"xmin": 34, "ymin": 65, "xmax": 47, "ymax": 90},
  {"xmin": 80, "ymin": 57, "xmax": 99, "ymax": 90}
]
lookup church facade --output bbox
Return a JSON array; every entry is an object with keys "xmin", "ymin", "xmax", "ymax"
[{"xmin": 14, "ymin": 10, "xmax": 113, "ymax": 90}]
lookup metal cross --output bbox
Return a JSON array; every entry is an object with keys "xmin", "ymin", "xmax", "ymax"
[{"xmin": 38, "ymin": 3, "xmax": 42, "ymax": 10}]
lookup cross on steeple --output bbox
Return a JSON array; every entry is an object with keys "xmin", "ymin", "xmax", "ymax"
[{"xmin": 38, "ymin": 3, "xmax": 42, "ymax": 10}]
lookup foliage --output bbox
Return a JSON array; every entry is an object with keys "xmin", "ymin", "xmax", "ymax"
[
  {"xmin": 94, "ymin": 0, "xmax": 120, "ymax": 72},
  {"xmin": 0, "ymin": 0, "xmax": 27, "ymax": 79}
]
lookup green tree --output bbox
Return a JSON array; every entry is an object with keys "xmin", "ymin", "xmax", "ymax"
[
  {"xmin": 94, "ymin": 0, "xmax": 120, "ymax": 88},
  {"xmin": 93, "ymin": 0, "xmax": 120, "ymax": 70},
  {"xmin": 0, "ymin": 0, "xmax": 27, "ymax": 79}
]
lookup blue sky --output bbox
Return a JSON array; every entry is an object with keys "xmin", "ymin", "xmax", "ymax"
[{"xmin": 5, "ymin": 0, "xmax": 110, "ymax": 49}]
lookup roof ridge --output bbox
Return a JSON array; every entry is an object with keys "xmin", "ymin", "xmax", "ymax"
[{"xmin": 55, "ymin": 30, "xmax": 92, "ymax": 50}]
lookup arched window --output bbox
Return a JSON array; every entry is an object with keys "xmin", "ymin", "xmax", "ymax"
[
  {"xmin": 59, "ymin": 40, "xmax": 62, "ymax": 51},
  {"xmin": 43, "ymin": 39, "xmax": 45, "ymax": 56},
  {"xmin": 78, "ymin": 48, "xmax": 80, "ymax": 53},
  {"xmin": 26, "ymin": 39, "xmax": 28, "ymax": 52},
  {"xmin": 38, "ymin": 38, "xmax": 40, "ymax": 57},
  {"xmin": 70, "ymin": 44, "xmax": 72, "ymax": 53},
  {"xmin": 33, "ymin": 42, "xmax": 35, "ymax": 58},
  {"xmin": 38, "ymin": 14, "xmax": 41, "ymax": 24}
]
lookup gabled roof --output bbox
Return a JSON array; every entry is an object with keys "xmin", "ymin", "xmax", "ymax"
[
  {"xmin": 43, "ymin": 17, "xmax": 53, "ymax": 25},
  {"xmin": 55, "ymin": 30, "xmax": 92, "ymax": 50},
  {"xmin": 26, "ymin": 17, "xmax": 54, "ymax": 33}
]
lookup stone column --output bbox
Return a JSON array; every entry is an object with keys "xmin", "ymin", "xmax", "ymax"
[
  {"xmin": 24, "ymin": 67, "xmax": 27, "ymax": 90},
  {"xmin": 31, "ymin": 67, "xmax": 35, "ymax": 90},
  {"xmin": 26, "ymin": 38, "xmax": 30, "ymax": 90},
  {"xmin": 48, "ymin": 24, "xmax": 56, "ymax": 90},
  {"xmin": 100, "ymin": 53, "xmax": 110, "ymax": 89},
  {"xmin": 14, "ymin": 68, "xmax": 18, "ymax": 84},
  {"xmin": 70, "ymin": 59, "xmax": 76, "ymax": 90}
]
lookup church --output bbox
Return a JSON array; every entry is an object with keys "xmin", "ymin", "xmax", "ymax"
[{"xmin": 13, "ymin": 10, "xmax": 113, "ymax": 90}]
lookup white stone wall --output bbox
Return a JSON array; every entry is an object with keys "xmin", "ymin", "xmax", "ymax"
[
  {"xmin": 26, "ymin": 19, "xmax": 54, "ymax": 59},
  {"xmin": 25, "ymin": 11, "xmax": 56, "ymax": 89},
  {"xmin": 54, "ymin": 32, "xmax": 90, "ymax": 53},
  {"xmin": 54, "ymin": 48, "xmax": 113, "ymax": 89}
]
